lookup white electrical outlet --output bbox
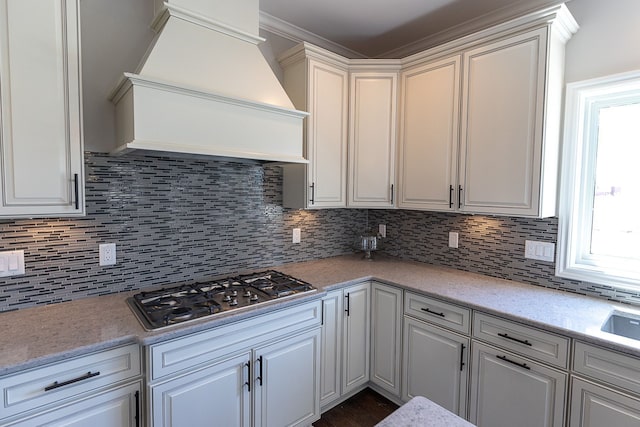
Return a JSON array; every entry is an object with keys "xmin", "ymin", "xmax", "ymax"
[
  {"xmin": 524, "ymin": 240, "xmax": 555, "ymax": 262},
  {"xmin": 448, "ymin": 232, "xmax": 459, "ymax": 248},
  {"xmin": 99, "ymin": 243, "xmax": 117, "ymax": 266},
  {"xmin": 292, "ymin": 228, "xmax": 301, "ymax": 244},
  {"xmin": 378, "ymin": 224, "xmax": 386, "ymax": 238}
]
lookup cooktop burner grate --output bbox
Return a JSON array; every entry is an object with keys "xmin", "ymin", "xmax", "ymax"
[{"xmin": 128, "ymin": 270, "xmax": 316, "ymax": 330}]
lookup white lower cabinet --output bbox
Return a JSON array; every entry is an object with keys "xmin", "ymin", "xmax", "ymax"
[
  {"xmin": 5, "ymin": 382, "xmax": 141, "ymax": 427},
  {"xmin": 469, "ymin": 342, "xmax": 567, "ymax": 427},
  {"xmin": 147, "ymin": 300, "xmax": 322, "ymax": 427},
  {"xmin": 342, "ymin": 282, "xmax": 371, "ymax": 395},
  {"xmin": 320, "ymin": 290, "xmax": 343, "ymax": 408},
  {"xmin": 254, "ymin": 329, "xmax": 321, "ymax": 427},
  {"xmin": 151, "ymin": 353, "xmax": 250, "ymax": 427},
  {"xmin": 570, "ymin": 341, "xmax": 640, "ymax": 426},
  {"xmin": 0, "ymin": 344, "xmax": 142, "ymax": 427},
  {"xmin": 402, "ymin": 317, "xmax": 469, "ymax": 416},
  {"xmin": 319, "ymin": 282, "xmax": 371, "ymax": 410},
  {"xmin": 570, "ymin": 377, "xmax": 640, "ymax": 427},
  {"xmin": 370, "ymin": 282, "xmax": 402, "ymax": 397}
]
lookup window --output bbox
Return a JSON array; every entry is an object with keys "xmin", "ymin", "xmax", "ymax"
[{"xmin": 557, "ymin": 71, "xmax": 640, "ymax": 291}]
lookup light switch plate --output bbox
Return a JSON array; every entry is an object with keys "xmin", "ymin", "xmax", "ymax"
[
  {"xmin": 448, "ymin": 232, "xmax": 459, "ymax": 248},
  {"xmin": 378, "ymin": 224, "xmax": 386, "ymax": 238},
  {"xmin": 292, "ymin": 228, "xmax": 301, "ymax": 244},
  {"xmin": 0, "ymin": 250, "xmax": 25, "ymax": 277},
  {"xmin": 525, "ymin": 240, "xmax": 555, "ymax": 262}
]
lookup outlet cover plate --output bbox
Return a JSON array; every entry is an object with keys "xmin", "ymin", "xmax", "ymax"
[
  {"xmin": 99, "ymin": 243, "xmax": 117, "ymax": 266},
  {"xmin": 448, "ymin": 232, "xmax": 459, "ymax": 248}
]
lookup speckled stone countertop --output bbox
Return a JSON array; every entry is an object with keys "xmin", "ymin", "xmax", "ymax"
[
  {"xmin": 2, "ymin": 254, "xmax": 640, "ymax": 377},
  {"xmin": 376, "ymin": 396, "xmax": 474, "ymax": 427}
]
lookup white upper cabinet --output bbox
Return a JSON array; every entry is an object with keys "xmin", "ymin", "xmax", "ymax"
[
  {"xmin": 279, "ymin": 44, "xmax": 399, "ymax": 209},
  {"xmin": 280, "ymin": 45, "xmax": 349, "ymax": 209},
  {"xmin": 398, "ymin": 55, "xmax": 460, "ymax": 211},
  {"xmin": 398, "ymin": 5, "xmax": 577, "ymax": 217},
  {"xmin": 459, "ymin": 28, "xmax": 547, "ymax": 216},
  {"xmin": 348, "ymin": 69, "xmax": 398, "ymax": 208},
  {"xmin": 0, "ymin": 0, "xmax": 85, "ymax": 218}
]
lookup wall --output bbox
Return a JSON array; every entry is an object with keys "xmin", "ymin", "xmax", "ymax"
[
  {"xmin": 368, "ymin": 210, "xmax": 640, "ymax": 305},
  {"xmin": 565, "ymin": 0, "xmax": 640, "ymax": 83},
  {"xmin": 0, "ymin": 153, "xmax": 366, "ymax": 312}
]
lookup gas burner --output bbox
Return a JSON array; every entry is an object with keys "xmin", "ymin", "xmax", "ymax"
[{"xmin": 128, "ymin": 270, "xmax": 316, "ymax": 330}]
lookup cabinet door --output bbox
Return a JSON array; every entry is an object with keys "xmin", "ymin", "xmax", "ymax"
[
  {"xmin": 398, "ymin": 55, "xmax": 460, "ymax": 211},
  {"xmin": 307, "ymin": 59, "xmax": 348, "ymax": 208},
  {"xmin": 570, "ymin": 377, "xmax": 640, "ymax": 427},
  {"xmin": 151, "ymin": 353, "xmax": 251, "ymax": 427},
  {"xmin": 370, "ymin": 282, "xmax": 402, "ymax": 397},
  {"xmin": 459, "ymin": 28, "xmax": 547, "ymax": 216},
  {"xmin": 342, "ymin": 282, "xmax": 371, "ymax": 394},
  {"xmin": 348, "ymin": 72, "xmax": 397, "ymax": 208},
  {"xmin": 402, "ymin": 317, "xmax": 469, "ymax": 417},
  {"xmin": 0, "ymin": 0, "xmax": 84, "ymax": 217},
  {"xmin": 320, "ymin": 290, "xmax": 343, "ymax": 408},
  {"xmin": 254, "ymin": 328, "xmax": 321, "ymax": 427},
  {"xmin": 469, "ymin": 342, "xmax": 566, "ymax": 427},
  {"xmin": 4, "ymin": 382, "xmax": 140, "ymax": 427}
]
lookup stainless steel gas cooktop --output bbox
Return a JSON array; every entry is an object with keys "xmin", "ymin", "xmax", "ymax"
[{"xmin": 128, "ymin": 270, "xmax": 316, "ymax": 330}]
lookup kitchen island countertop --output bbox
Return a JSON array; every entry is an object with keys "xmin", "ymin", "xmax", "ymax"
[{"xmin": 2, "ymin": 253, "xmax": 640, "ymax": 376}]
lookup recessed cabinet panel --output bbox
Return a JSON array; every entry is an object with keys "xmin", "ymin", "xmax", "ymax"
[
  {"xmin": 470, "ymin": 342, "xmax": 566, "ymax": 427},
  {"xmin": 460, "ymin": 29, "xmax": 546, "ymax": 215},
  {"xmin": 398, "ymin": 56, "xmax": 460, "ymax": 210},
  {"xmin": 308, "ymin": 59, "xmax": 349, "ymax": 207},
  {"xmin": 254, "ymin": 328, "xmax": 321, "ymax": 427},
  {"xmin": 370, "ymin": 283, "xmax": 402, "ymax": 396},
  {"xmin": 570, "ymin": 377, "xmax": 640, "ymax": 427},
  {"xmin": 402, "ymin": 317, "xmax": 469, "ymax": 417},
  {"xmin": 320, "ymin": 290, "xmax": 342, "ymax": 408},
  {"xmin": 342, "ymin": 283, "xmax": 370, "ymax": 394},
  {"xmin": 348, "ymin": 73, "xmax": 397, "ymax": 208},
  {"xmin": 151, "ymin": 354, "xmax": 250, "ymax": 427},
  {"xmin": 0, "ymin": 0, "xmax": 84, "ymax": 216}
]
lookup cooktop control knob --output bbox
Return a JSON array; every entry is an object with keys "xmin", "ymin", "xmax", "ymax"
[
  {"xmin": 230, "ymin": 290, "xmax": 238, "ymax": 297},
  {"xmin": 250, "ymin": 293, "xmax": 259, "ymax": 302},
  {"xmin": 243, "ymin": 289, "xmax": 252, "ymax": 297},
  {"xmin": 229, "ymin": 298, "xmax": 238, "ymax": 306},
  {"xmin": 222, "ymin": 295, "xmax": 231, "ymax": 302}
]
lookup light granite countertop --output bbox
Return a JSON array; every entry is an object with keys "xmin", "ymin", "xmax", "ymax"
[
  {"xmin": 2, "ymin": 253, "xmax": 640, "ymax": 377},
  {"xmin": 376, "ymin": 396, "xmax": 474, "ymax": 427}
]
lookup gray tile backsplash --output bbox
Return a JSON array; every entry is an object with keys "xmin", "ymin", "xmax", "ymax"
[
  {"xmin": 0, "ymin": 152, "xmax": 366, "ymax": 312},
  {"xmin": 368, "ymin": 210, "xmax": 640, "ymax": 305},
  {"xmin": 1, "ymin": 152, "xmax": 638, "ymax": 312}
]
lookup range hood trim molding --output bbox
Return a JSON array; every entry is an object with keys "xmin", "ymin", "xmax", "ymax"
[
  {"xmin": 110, "ymin": 73, "xmax": 309, "ymax": 120},
  {"xmin": 152, "ymin": 2, "xmax": 266, "ymax": 46}
]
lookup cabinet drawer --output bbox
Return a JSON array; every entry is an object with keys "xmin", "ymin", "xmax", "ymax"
[
  {"xmin": 473, "ymin": 312, "xmax": 569, "ymax": 368},
  {"xmin": 149, "ymin": 300, "xmax": 321, "ymax": 381},
  {"xmin": 573, "ymin": 341, "xmax": 640, "ymax": 395},
  {"xmin": 404, "ymin": 292, "xmax": 470, "ymax": 334},
  {"xmin": 0, "ymin": 344, "xmax": 141, "ymax": 421}
]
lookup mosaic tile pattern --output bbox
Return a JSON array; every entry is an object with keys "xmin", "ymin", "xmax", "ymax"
[
  {"xmin": 368, "ymin": 210, "xmax": 640, "ymax": 305},
  {"xmin": 0, "ymin": 153, "xmax": 366, "ymax": 312},
  {"xmin": 1, "ymin": 151, "xmax": 638, "ymax": 312}
]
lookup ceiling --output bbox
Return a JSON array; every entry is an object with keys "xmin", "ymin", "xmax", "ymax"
[{"xmin": 260, "ymin": 0, "xmax": 570, "ymax": 58}]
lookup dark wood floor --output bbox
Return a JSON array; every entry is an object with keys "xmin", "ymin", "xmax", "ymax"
[{"xmin": 313, "ymin": 388, "xmax": 399, "ymax": 427}]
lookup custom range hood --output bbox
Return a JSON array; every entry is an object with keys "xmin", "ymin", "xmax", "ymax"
[{"xmin": 110, "ymin": 0, "xmax": 307, "ymax": 163}]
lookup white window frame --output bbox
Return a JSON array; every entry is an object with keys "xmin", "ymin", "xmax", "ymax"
[{"xmin": 557, "ymin": 70, "xmax": 640, "ymax": 291}]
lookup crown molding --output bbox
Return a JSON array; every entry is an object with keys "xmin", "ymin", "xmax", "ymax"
[
  {"xmin": 377, "ymin": 0, "xmax": 567, "ymax": 58},
  {"xmin": 259, "ymin": 11, "xmax": 367, "ymax": 59}
]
